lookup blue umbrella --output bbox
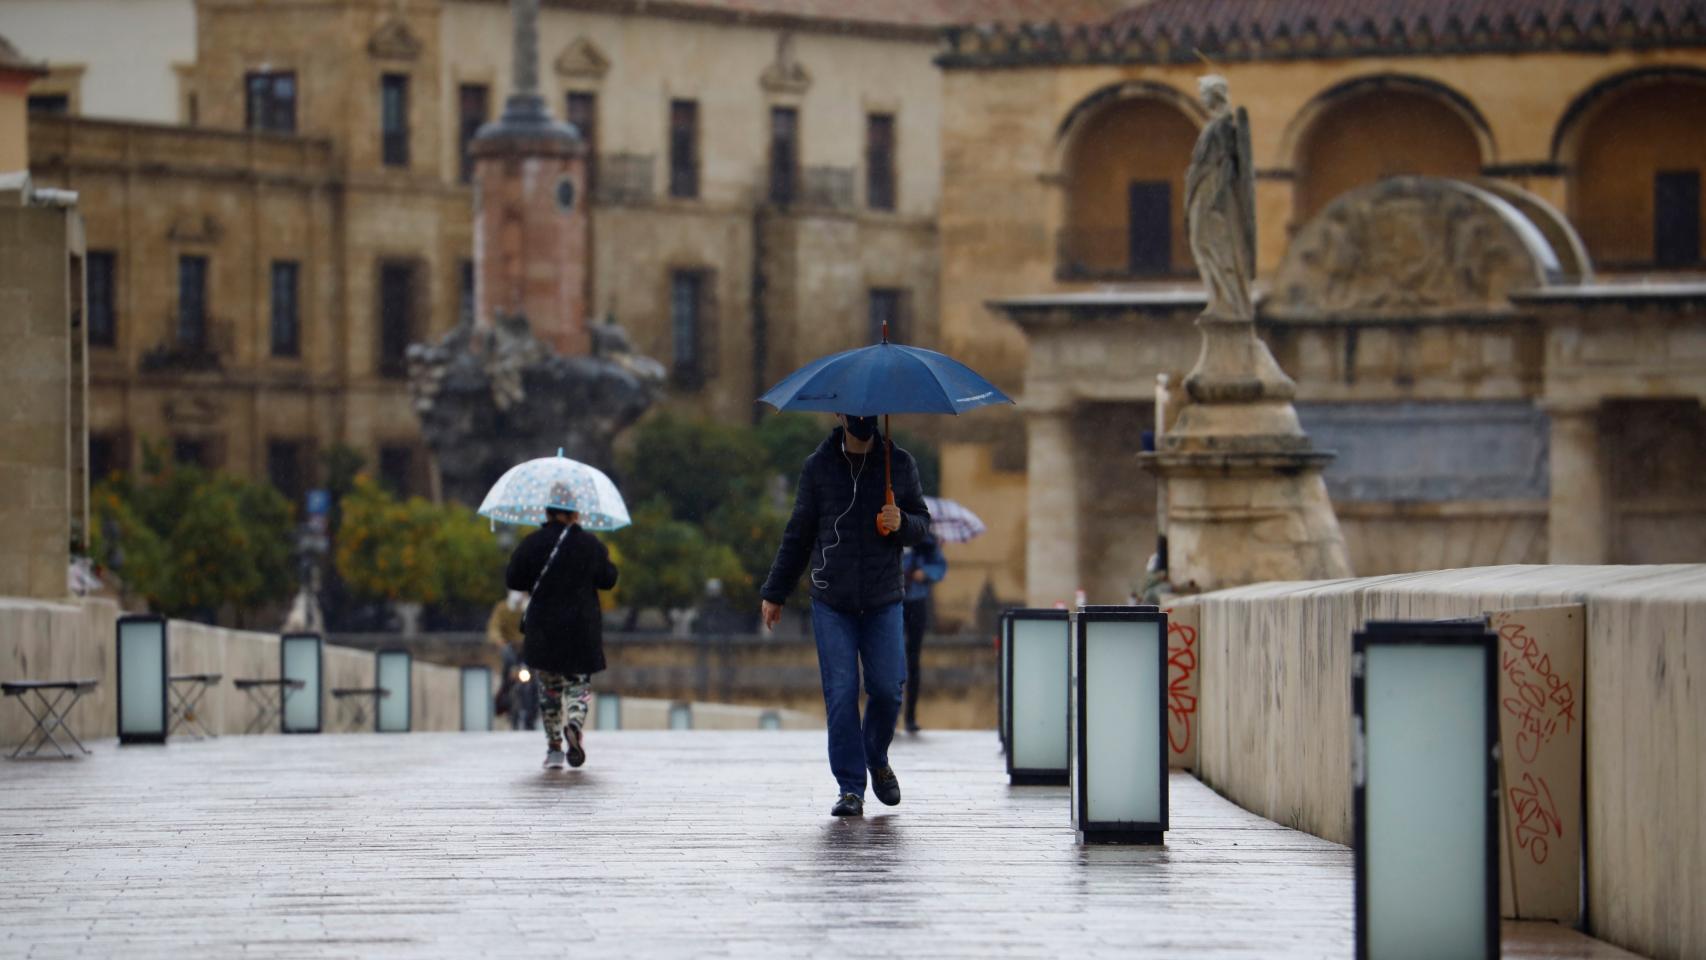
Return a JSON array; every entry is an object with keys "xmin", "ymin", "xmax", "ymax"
[{"xmin": 758, "ymin": 324, "xmax": 1013, "ymax": 526}]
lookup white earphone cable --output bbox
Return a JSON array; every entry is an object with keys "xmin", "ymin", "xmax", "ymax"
[{"xmin": 810, "ymin": 442, "xmax": 867, "ymax": 590}]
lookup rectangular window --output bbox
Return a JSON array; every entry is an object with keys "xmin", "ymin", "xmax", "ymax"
[
  {"xmin": 177, "ymin": 255, "xmax": 208, "ymax": 351},
  {"xmin": 267, "ymin": 439, "xmax": 308, "ymax": 508},
  {"xmin": 669, "ymin": 99, "xmax": 699, "ymax": 199},
  {"xmin": 87, "ymin": 251, "xmax": 116, "ymax": 347},
  {"xmin": 173, "ymin": 437, "xmax": 208, "ymax": 470},
  {"xmin": 458, "ymin": 83, "xmax": 489, "ymax": 183},
  {"xmin": 378, "ymin": 445, "xmax": 414, "ymax": 498},
  {"xmin": 670, "ymin": 269, "xmax": 705, "ymax": 386},
  {"xmin": 245, "ymin": 71, "xmax": 296, "ymax": 133},
  {"xmin": 869, "ymin": 287, "xmax": 906, "ymax": 344},
  {"xmin": 377, "ymin": 261, "xmax": 414, "ymax": 377},
  {"xmin": 381, "ymin": 74, "xmax": 410, "ymax": 167},
  {"xmin": 270, "ymin": 260, "xmax": 301, "ymax": 357},
  {"xmin": 866, "ymin": 113, "xmax": 896, "ymax": 211},
  {"xmin": 1655, "ymin": 170, "xmax": 1702, "ymax": 267},
  {"xmin": 1127, "ymin": 181, "xmax": 1172, "ymax": 276},
  {"xmin": 458, "ymin": 258, "xmax": 475, "ymax": 323},
  {"xmin": 566, "ymin": 91, "xmax": 598, "ymax": 193},
  {"xmin": 769, "ymin": 106, "xmax": 798, "ymax": 207},
  {"xmin": 27, "ymin": 94, "xmax": 70, "ymax": 116}
]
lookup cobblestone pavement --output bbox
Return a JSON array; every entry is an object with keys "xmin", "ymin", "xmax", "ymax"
[{"xmin": 0, "ymin": 730, "xmax": 1637, "ymax": 959}]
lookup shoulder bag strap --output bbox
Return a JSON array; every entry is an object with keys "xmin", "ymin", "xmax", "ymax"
[{"xmin": 521, "ymin": 525, "xmax": 573, "ymax": 633}]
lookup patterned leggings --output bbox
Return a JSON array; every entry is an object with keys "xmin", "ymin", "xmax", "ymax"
[{"xmin": 537, "ymin": 670, "xmax": 591, "ymax": 746}]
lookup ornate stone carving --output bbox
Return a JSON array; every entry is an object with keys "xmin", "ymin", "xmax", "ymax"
[
  {"xmin": 554, "ymin": 36, "xmax": 610, "ymax": 80},
  {"xmin": 760, "ymin": 32, "xmax": 811, "ymax": 94},
  {"xmin": 1267, "ymin": 177, "xmax": 1555, "ymax": 319},
  {"xmin": 367, "ymin": 17, "xmax": 422, "ymax": 61}
]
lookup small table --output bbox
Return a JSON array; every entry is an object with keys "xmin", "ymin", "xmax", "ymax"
[
  {"xmin": 233, "ymin": 678, "xmax": 305, "ymax": 735},
  {"xmin": 168, "ymin": 673, "xmax": 223, "ymax": 740},
  {"xmin": 331, "ymin": 687, "xmax": 390, "ymax": 730},
  {"xmin": 2, "ymin": 679, "xmax": 98, "ymax": 759}
]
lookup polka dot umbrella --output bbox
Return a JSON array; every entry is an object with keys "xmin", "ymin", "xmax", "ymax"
[{"xmin": 477, "ymin": 450, "xmax": 632, "ymax": 532}]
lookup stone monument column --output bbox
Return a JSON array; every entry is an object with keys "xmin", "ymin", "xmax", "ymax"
[
  {"xmin": 1140, "ymin": 76, "xmax": 1350, "ymax": 592},
  {"xmin": 471, "ymin": 0, "xmax": 591, "ymax": 356},
  {"xmin": 1025, "ymin": 407, "xmax": 1082, "ymax": 606},
  {"xmin": 1545, "ymin": 400, "xmax": 1610, "ymax": 564}
]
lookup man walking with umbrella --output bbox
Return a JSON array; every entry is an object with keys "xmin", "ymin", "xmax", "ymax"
[{"xmin": 760, "ymin": 414, "xmax": 932, "ymax": 817}]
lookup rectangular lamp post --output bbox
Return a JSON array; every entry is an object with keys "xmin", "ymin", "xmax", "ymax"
[
  {"xmin": 758, "ymin": 709, "xmax": 781, "ymax": 730},
  {"xmin": 668, "ymin": 700, "xmax": 692, "ymax": 730},
  {"xmin": 998, "ymin": 609, "xmax": 1011, "ymax": 754},
  {"xmin": 595, "ymin": 691, "xmax": 621, "ymax": 730},
  {"xmin": 1073, "ymin": 605, "xmax": 1168, "ymax": 844},
  {"xmin": 280, "ymin": 633, "xmax": 323, "ymax": 734},
  {"xmin": 116, "ymin": 614, "xmax": 168, "ymax": 745},
  {"xmin": 375, "ymin": 648, "xmax": 412, "ymax": 733},
  {"xmin": 1354, "ymin": 619, "xmax": 1498, "ymax": 960},
  {"xmin": 1005, "ymin": 608, "xmax": 1070, "ymax": 785},
  {"xmin": 460, "ymin": 666, "xmax": 493, "ymax": 732}
]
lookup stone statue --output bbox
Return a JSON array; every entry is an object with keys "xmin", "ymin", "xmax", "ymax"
[
  {"xmin": 1185, "ymin": 75, "xmax": 1256, "ymax": 321},
  {"xmin": 511, "ymin": 0, "xmax": 540, "ymax": 96}
]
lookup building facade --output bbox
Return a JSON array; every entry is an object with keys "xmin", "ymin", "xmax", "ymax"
[
  {"xmin": 14, "ymin": 0, "xmax": 1108, "ymax": 511},
  {"xmin": 934, "ymin": 0, "xmax": 1706, "ymax": 616}
]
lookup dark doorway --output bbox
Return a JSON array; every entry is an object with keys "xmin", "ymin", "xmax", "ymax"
[
  {"xmin": 1654, "ymin": 170, "xmax": 1701, "ymax": 267},
  {"xmin": 1127, "ymin": 181, "xmax": 1171, "ymax": 276}
]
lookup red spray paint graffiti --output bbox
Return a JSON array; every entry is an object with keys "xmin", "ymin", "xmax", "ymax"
[
  {"xmin": 1165, "ymin": 619, "xmax": 1198, "ymax": 756},
  {"xmin": 1508, "ymin": 771, "xmax": 1564, "ymax": 866}
]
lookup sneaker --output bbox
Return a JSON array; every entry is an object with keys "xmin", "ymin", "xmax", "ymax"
[
  {"xmin": 566, "ymin": 724, "xmax": 586, "ymax": 768},
  {"xmin": 830, "ymin": 793, "xmax": 864, "ymax": 817},
  {"xmin": 543, "ymin": 746, "xmax": 567, "ymax": 770},
  {"xmin": 871, "ymin": 765, "xmax": 902, "ymax": 806}
]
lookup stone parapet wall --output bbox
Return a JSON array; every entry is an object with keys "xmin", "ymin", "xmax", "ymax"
[{"xmin": 1192, "ymin": 564, "xmax": 1705, "ymax": 960}]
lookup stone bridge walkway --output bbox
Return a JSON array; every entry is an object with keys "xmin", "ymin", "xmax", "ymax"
[{"xmin": 0, "ymin": 730, "xmax": 1638, "ymax": 958}]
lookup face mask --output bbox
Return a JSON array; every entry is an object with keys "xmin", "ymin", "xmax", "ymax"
[{"xmin": 844, "ymin": 416, "xmax": 878, "ymax": 441}]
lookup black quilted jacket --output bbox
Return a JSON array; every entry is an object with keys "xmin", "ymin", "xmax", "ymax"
[{"xmin": 761, "ymin": 428, "xmax": 931, "ymax": 615}]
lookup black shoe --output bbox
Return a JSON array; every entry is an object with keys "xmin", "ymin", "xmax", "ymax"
[
  {"xmin": 830, "ymin": 793, "xmax": 864, "ymax": 817},
  {"xmin": 904, "ymin": 722, "xmax": 921, "ymax": 735},
  {"xmin": 871, "ymin": 765, "xmax": 902, "ymax": 806},
  {"xmin": 566, "ymin": 724, "xmax": 586, "ymax": 768}
]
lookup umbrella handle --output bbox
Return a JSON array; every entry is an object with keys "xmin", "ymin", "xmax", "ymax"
[{"xmin": 877, "ymin": 416, "xmax": 895, "ymax": 535}]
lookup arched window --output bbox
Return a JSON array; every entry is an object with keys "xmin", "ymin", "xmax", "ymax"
[
  {"xmin": 1058, "ymin": 87, "xmax": 1200, "ymax": 280},
  {"xmin": 1290, "ymin": 78, "xmax": 1488, "ymax": 226},
  {"xmin": 1559, "ymin": 69, "xmax": 1706, "ymax": 271}
]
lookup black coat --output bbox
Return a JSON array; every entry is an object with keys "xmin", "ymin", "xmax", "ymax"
[
  {"xmin": 505, "ymin": 521, "xmax": 619, "ymax": 676},
  {"xmin": 761, "ymin": 428, "xmax": 931, "ymax": 615}
]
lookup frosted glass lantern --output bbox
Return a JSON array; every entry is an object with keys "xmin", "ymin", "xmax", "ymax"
[
  {"xmin": 998, "ymin": 609, "xmax": 1011, "ymax": 754},
  {"xmin": 375, "ymin": 648, "xmax": 412, "ymax": 733},
  {"xmin": 460, "ymin": 666, "xmax": 493, "ymax": 732},
  {"xmin": 117, "ymin": 614, "xmax": 168, "ymax": 744},
  {"xmin": 1072, "ymin": 606, "xmax": 1168, "ymax": 844},
  {"xmin": 1354, "ymin": 620, "xmax": 1498, "ymax": 960},
  {"xmin": 595, "ymin": 692, "xmax": 621, "ymax": 730},
  {"xmin": 669, "ymin": 701, "xmax": 693, "ymax": 730},
  {"xmin": 758, "ymin": 709, "xmax": 781, "ymax": 730},
  {"xmin": 1004, "ymin": 609, "xmax": 1070, "ymax": 785},
  {"xmin": 280, "ymin": 633, "xmax": 323, "ymax": 734}
]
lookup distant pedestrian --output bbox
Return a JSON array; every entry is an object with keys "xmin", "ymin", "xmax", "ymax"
[
  {"xmin": 760, "ymin": 414, "xmax": 931, "ymax": 817},
  {"xmin": 505, "ymin": 506, "xmax": 619, "ymax": 770},
  {"xmin": 901, "ymin": 533, "xmax": 947, "ymax": 734}
]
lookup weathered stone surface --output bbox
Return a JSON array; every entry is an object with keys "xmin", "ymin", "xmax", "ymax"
[{"xmin": 407, "ymin": 314, "xmax": 664, "ymax": 508}]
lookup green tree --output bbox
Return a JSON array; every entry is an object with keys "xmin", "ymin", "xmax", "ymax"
[
  {"xmin": 334, "ymin": 476, "xmax": 504, "ymax": 607},
  {"xmin": 610, "ymin": 499, "xmax": 747, "ymax": 620},
  {"xmin": 621, "ymin": 413, "xmax": 771, "ymax": 524},
  {"xmin": 755, "ymin": 413, "xmax": 828, "ymax": 478},
  {"xmin": 90, "ymin": 449, "xmax": 295, "ymax": 624}
]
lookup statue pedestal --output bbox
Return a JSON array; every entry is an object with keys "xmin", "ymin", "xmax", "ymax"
[{"xmin": 1141, "ymin": 313, "xmax": 1351, "ymax": 593}]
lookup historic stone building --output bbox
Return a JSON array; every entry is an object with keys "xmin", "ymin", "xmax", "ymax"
[
  {"xmin": 929, "ymin": 0, "xmax": 1706, "ymax": 616},
  {"xmin": 13, "ymin": 0, "xmax": 1124, "ymax": 510}
]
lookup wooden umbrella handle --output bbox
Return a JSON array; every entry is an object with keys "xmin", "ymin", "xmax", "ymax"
[{"xmin": 877, "ymin": 415, "xmax": 895, "ymax": 535}]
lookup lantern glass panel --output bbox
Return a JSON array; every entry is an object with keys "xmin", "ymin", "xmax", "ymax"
[
  {"xmin": 118, "ymin": 618, "xmax": 166, "ymax": 736},
  {"xmin": 1010, "ymin": 617, "xmax": 1069, "ymax": 772},
  {"xmin": 461, "ymin": 667, "xmax": 491, "ymax": 732},
  {"xmin": 595, "ymin": 692, "xmax": 621, "ymax": 730},
  {"xmin": 1084, "ymin": 617, "xmax": 1162, "ymax": 823},
  {"xmin": 669, "ymin": 702, "xmax": 692, "ymax": 730},
  {"xmin": 1364, "ymin": 643, "xmax": 1491, "ymax": 959},
  {"xmin": 281, "ymin": 635, "xmax": 322, "ymax": 733},
  {"xmin": 376, "ymin": 650, "xmax": 411, "ymax": 732}
]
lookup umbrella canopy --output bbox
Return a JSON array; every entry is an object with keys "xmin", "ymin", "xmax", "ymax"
[
  {"xmin": 477, "ymin": 451, "xmax": 631, "ymax": 532},
  {"xmin": 757, "ymin": 340, "xmax": 1013, "ymax": 416},
  {"xmin": 923, "ymin": 496, "xmax": 986, "ymax": 544}
]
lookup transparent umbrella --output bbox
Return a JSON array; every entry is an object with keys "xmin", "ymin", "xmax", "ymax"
[{"xmin": 477, "ymin": 450, "xmax": 631, "ymax": 532}]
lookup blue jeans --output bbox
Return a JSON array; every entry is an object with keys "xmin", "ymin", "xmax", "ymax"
[{"xmin": 812, "ymin": 600, "xmax": 907, "ymax": 797}]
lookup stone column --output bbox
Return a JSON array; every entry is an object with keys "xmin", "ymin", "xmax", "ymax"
[
  {"xmin": 1546, "ymin": 401, "xmax": 1609, "ymax": 564},
  {"xmin": 1025, "ymin": 408, "xmax": 1080, "ymax": 607}
]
